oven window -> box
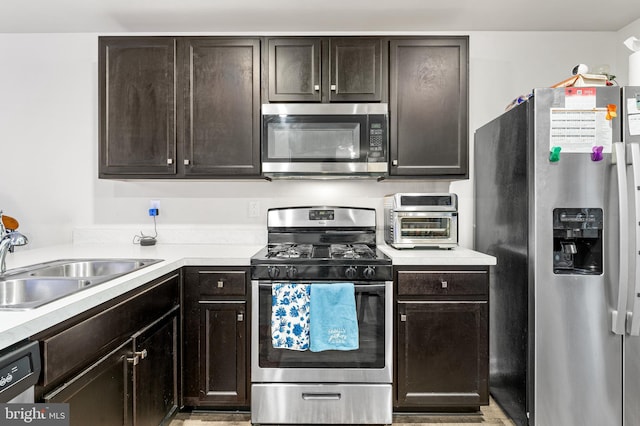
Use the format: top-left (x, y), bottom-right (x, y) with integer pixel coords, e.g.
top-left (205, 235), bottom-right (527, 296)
top-left (258, 283), bottom-right (385, 368)
top-left (400, 217), bottom-right (451, 238)
top-left (267, 122), bottom-right (360, 160)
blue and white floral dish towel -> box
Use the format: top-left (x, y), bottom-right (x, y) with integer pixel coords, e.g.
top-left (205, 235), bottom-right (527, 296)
top-left (309, 283), bottom-right (359, 352)
top-left (271, 283), bottom-right (311, 351)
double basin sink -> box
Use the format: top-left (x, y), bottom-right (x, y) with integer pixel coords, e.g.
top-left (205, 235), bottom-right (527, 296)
top-left (0, 258), bottom-right (162, 310)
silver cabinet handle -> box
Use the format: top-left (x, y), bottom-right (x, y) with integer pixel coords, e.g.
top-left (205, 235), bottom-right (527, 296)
top-left (392, 160), bottom-right (398, 166)
top-left (127, 349), bottom-right (147, 365)
top-left (184, 159), bottom-right (190, 165)
top-left (400, 314), bottom-right (407, 322)
top-left (314, 84), bottom-right (320, 91)
top-left (217, 280), bottom-right (224, 288)
top-left (167, 158), bottom-right (173, 165)
top-left (330, 84), bottom-right (336, 91)
top-left (441, 280), bottom-right (448, 289)
top-left (628, 143), bottom-right (640, 335)
top-left (612, 142), bottom-right (630, 335)
top-left (237, 313), bottom-right (244, 322)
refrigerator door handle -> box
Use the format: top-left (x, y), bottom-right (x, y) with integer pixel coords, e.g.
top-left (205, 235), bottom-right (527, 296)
top-left (612, 141), bottom-right (630, 335)
top-left (627, 143), bottom-right (640, 335)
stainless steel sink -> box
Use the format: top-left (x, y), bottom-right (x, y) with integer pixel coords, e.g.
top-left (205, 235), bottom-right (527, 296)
top-left (0, 258), bottom-right (162, 310)
top-left (26, 259), bottom-right (153, 278)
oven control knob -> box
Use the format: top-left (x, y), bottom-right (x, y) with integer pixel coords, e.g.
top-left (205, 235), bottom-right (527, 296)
top-left (268, 266), bottom-right (281, 279)
top-left (363, 266), bottom-right (376, 279)
top-left (286, 266), bottom-right (298, 279)
top-left (345, 266), bottom-right (358, 279)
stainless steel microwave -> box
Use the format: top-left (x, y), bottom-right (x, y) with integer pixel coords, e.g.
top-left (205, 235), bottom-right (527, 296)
top-left (261, 103), bottom-right (388, 178)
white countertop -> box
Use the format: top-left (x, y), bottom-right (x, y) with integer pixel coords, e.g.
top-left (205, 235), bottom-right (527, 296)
top-left (0, 242), bottom-right (495, 350)
top-left (378, 244), bottom-right (497, 266)
top-left (0, 243), bottom-right (262, 350)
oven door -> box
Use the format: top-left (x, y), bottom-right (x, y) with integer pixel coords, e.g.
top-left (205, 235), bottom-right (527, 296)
top-left (251, 280), bottom-right (392, 383)
top-left (261, 104), bottom-right (388, 176)
top-left (392, 211), bottom-right (458, 248)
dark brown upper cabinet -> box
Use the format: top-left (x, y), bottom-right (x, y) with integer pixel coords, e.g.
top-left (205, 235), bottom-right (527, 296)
top-left (99, 37), bottom-right (177, 177)
top-left (265, 37), bottom-right (385, 103)
top-left (99, 36), bottom-right (261, 179)
top-left (389, 37), bottom-right (469, 178)
top-left (179, 38), bottom-right (261, 177)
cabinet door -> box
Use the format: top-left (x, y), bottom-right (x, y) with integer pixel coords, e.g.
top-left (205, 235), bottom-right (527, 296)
top-left (329, 38), bottom-right (383, 102)
top-left (99, 37), bottom-right (177, 177)
top-left (396, 301), bottom-right (488, 409)
top-left (44, 341), bottom-right (133, 426)
top-left (180, 38), bottom-right (261, 177)
top-left (199, 301), bottom-right (248, 406)
top-left (132, 307), bottom-right (179, 426)
top-left (389, 37), bottom-right (468, 177)
top-left (267, 38), bottom-right (322, 102)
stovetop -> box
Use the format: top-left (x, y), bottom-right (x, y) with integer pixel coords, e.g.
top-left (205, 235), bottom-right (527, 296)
top-left (251, 206), bottom-right (392, 281)
top-left (251, 243), bottom-right (391, 281)
top-left (263, 243), bottom-right (379, 260)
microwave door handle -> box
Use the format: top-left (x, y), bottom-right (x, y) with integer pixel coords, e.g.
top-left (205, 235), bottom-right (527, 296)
top-left (627, 143), bottom-right (640, 335)
top-left (613, 142), bottom-right (630, 335)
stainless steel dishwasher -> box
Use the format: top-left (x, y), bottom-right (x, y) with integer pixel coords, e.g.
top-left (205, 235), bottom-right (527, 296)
top-left (0, 340), bottom-right (41, 403)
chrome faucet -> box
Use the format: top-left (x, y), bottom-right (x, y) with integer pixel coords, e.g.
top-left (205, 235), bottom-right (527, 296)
top-left (0, 211), bottom-right (28, 275)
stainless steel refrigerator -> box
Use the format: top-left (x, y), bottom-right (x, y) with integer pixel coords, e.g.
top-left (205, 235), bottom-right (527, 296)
top-left (474, 86), bottom-right (640, 425)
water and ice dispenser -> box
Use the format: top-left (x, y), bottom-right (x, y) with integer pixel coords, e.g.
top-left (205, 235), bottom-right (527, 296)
top-left (553, 208), bottom-right (603, 275)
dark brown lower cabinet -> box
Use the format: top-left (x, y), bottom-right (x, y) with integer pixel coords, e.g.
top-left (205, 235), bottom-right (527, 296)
top-left (36, 272), bottom-right (180, 426)
top-left (199, 302), bottom-right (246, 404)
top-left (132, 307), bottom-right (179, 426)
top-left (44, 341), bottom-right (132, 426)
top-left (394, 266), bottom-right (489, 411)
top-left (182, 267), bottom-right (250, 408)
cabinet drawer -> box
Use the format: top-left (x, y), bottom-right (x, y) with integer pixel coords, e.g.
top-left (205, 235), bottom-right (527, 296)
top-left (197, 270), bottom-right (247, 296)
top-left (397, 270), bottom-right (487, 297)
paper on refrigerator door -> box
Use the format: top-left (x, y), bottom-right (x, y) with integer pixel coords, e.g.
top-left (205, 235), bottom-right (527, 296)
top-left (627, 98), bottom-right (640, 136)
top-left (549, 108), bottom-right (613, 153)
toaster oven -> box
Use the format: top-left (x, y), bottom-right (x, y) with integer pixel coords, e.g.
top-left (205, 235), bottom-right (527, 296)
top-left (384, 193), bottom-right (458, 249)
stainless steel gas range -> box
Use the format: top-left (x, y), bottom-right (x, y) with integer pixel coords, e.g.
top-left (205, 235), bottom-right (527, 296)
top-left (250, 206), bottom-right (393, 425)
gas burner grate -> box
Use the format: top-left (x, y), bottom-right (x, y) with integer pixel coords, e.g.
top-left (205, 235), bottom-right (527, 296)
top-left (329, 244), bottom-right (376, 260)
top-left (266, 244), bottom-right (313, 259)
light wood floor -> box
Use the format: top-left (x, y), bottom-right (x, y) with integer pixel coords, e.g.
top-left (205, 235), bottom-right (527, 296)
top-left (169, 397), bottom-right (516, 425)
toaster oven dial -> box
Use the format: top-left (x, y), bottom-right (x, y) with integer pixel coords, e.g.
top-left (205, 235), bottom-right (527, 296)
top-left (286, 266), bottom-right (298, 279)
top-left (363, 266), bottom-right (376, 279)
top-left (345, 266), bottom-right (358, 279)
top-left (268, 266), bottom-right (281, 279)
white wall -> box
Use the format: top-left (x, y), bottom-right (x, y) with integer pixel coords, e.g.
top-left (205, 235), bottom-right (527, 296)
top-left (0, 29), bottom-right (627, 250)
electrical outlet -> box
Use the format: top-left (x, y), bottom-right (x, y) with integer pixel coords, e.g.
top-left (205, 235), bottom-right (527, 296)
top-left (149, 200), bottom-right (160, 216)
top-left (248, 201), bottom-right (260, 218)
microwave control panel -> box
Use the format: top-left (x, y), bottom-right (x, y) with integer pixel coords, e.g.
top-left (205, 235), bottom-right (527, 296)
top-left (368, 115), bottom-right (388, 160)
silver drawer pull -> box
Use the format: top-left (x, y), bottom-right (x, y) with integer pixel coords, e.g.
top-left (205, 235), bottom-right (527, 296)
top-left (330, 84), bottom-right (336, 91)
top-left (400, 314), bottom-right (407, 322)
top-left (217, 280), bottom-right (224, 288)
top-left (441, 280), bottom-right (448, 289)
top-left (302, 393), bottom-right (341, 400)
top-left (237, 313), bottom-right (244, 322)
top-left (167, 158), bottom-right (173, 165)
top-left (314, 84), bottom-right (320, 91)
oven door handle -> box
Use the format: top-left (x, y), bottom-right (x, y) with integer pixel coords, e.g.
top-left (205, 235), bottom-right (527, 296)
top-left (302, 392), bottom-right (342, 400)
top-left (258, 283), bottom-right (387, 290)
